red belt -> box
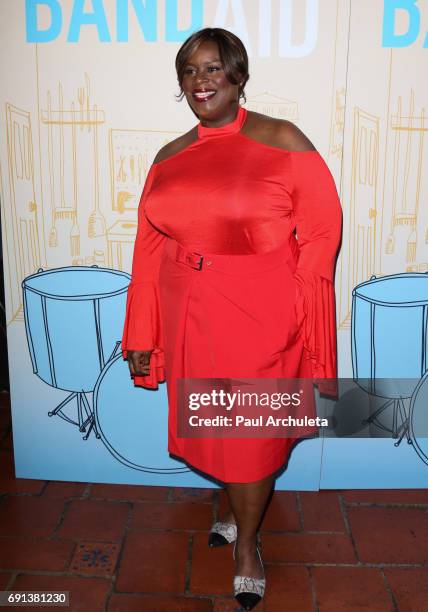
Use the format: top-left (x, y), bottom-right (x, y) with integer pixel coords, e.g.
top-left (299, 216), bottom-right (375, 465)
top-left (168, 236), bottom-right (298, 276)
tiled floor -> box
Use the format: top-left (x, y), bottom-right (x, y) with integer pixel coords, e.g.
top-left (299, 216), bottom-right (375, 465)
top-left (0, 391), bottom-right (427, 611)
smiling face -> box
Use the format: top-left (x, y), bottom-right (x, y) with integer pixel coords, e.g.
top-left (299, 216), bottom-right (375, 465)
top-left (181, 40), bottom-right (242, 126)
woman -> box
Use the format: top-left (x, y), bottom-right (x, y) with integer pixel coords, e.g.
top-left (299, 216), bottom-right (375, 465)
top-left (122, 27), bottom-right (342, 610)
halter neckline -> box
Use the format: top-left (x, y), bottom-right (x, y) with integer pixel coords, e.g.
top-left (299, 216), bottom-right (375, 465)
top-left (198, 105), bottom-right (247, 139)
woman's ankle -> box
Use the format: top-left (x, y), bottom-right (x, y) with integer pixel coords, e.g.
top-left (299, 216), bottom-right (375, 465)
top-left (220, 510), bottom-right (236, 525)
top-left (235, 536), bottom-right (258, 554)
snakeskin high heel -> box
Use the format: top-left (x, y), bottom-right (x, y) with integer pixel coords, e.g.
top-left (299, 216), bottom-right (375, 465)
top-left (232, 541), bottom-right (266, 610)
top-left (208, 521), bottom-right (237, 547)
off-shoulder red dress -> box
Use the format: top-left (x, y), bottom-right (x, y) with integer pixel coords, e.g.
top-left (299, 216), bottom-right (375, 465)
top-left (122, 105), bottom-right (342, 483)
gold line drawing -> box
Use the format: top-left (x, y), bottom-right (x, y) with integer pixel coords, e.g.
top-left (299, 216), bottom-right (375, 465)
top-left (327, 0), bottom-right (350, 169)
top-left (5, 103), bottom-right (42, 321)
top-left (327, 0), bottom-right (341, 161)
top-left (352, 109), bottom-right (379, 291)
top-left (58, 83), bottom-right (72, 220)
top-left (378, 49), bottom-right (394, 276)
top-left (338, 88), bottom-right (427, 328)
top-left (34, 44), bottom-right (48, 270)
top-left (47, 90), bottom-right (57, 248)
top-left (330, 87), bottom-right (346, 160)
top-left (107, 220), bottom-right (137, 270)
top-left (108, 128), bottom-right (180, 269)
top-left (70, 101), bottom-right (80, 256)
top-left (0, 143), bottom-right (15, 323)
top-left (339, 107), bottom-right (380, 329)
top-left (72, 249), bottom-right (106, 268)
top-left (41, 75), bottom-right (107, 264)
top-left (328, 0), bottom-right (351, 333)
top-left (88, 103), bottom-right (106, 238)
top-left (109, 128), bottom-right (179, 213)
top-left (386, 91), bottom-right (426, 267)
top-left (246, 91), bottom-right (299, 121)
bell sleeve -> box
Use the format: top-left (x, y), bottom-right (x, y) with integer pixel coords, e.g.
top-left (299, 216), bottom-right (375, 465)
top-left (121, 163), bottom-right (167, 389)
top-left (290, 151), bottom-right (342, 383)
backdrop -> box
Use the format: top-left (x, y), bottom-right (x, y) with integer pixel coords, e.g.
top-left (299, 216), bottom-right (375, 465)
top-left (1, 0), bottom-right (428, 489)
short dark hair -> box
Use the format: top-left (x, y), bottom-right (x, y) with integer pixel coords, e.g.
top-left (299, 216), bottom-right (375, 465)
top-left (175, 28), bottom-right (249, 103)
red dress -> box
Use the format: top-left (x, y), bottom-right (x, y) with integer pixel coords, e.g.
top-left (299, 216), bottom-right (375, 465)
top-left (122, 105), bottom-right (342, 483)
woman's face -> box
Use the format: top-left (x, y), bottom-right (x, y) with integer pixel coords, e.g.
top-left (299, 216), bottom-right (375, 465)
top-left (181, 40), bottom-right (240, 123)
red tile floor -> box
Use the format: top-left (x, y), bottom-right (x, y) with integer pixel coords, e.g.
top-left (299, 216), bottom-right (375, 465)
top-left (0, 391), bottom-right (427, 611)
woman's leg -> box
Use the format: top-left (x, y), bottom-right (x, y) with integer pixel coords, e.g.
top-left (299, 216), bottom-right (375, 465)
top-left (226, 474), bottom-right (275, 578)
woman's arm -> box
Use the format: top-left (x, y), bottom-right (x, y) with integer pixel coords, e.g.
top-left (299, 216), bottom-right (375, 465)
top-left (121, 163), bottom-right (168, 389)
top-left (274, 122), bottom-right (342, 381)
top-left (290, 146), bottom-right (342, 381)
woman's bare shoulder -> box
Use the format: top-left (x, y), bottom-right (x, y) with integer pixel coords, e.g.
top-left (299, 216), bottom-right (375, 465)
top-left (243, 110), bottom-right (316, 152)
top-left (153, 126), bottom-right (198, 164)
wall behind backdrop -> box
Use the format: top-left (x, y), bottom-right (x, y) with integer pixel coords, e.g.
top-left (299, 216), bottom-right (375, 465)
top-left (1, 0), bottom-right (428, 489)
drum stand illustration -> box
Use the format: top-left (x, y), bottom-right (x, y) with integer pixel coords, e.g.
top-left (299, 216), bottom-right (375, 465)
top-left (46, 341), bottom-right (121, 440)
top-left (360, 391), bottom-right (412, 447)
top-left (352, 272), bottom-right (428, 454)
top-left (47, 387), bottom-right (97, 439)
top-left (22, 266), bottom-right (130, 440)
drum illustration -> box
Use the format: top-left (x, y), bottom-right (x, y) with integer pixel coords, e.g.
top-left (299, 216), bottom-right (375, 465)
top-left (352, 272), bottom-right (428, 447)
top-left (409, 370), bottom-right (428, 465)
top-left (94, 344), bottom-right (189, 473)
top-left (22, 266), bottom-right (130, 437)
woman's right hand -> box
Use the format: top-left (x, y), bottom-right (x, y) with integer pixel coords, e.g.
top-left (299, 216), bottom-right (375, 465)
top-left (126, 350), bottom-right (153, 377)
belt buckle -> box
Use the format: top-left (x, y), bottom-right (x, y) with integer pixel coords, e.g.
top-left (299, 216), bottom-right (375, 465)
top-left (192, 252), bottom-right (204, 271)
top-left (184, 251), bottom-right (203, 270)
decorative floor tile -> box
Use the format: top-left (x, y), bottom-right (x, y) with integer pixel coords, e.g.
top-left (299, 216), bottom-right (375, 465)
top-left (70, 542), bottom-right (120, 575)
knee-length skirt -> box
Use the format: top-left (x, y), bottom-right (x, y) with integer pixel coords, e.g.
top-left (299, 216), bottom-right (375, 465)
top-left (158, 236), bottom-right (312, 483)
